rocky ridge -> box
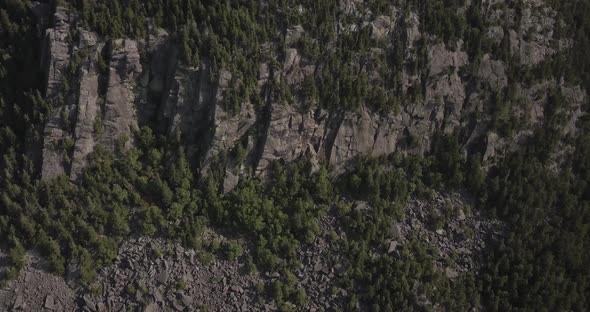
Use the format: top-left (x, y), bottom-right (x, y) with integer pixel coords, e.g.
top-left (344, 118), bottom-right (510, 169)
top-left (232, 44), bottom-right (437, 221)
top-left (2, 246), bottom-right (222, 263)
top-left (3, 1), bottom-right (586, 311)
top-left (35, 1), bottom-right (586, 193)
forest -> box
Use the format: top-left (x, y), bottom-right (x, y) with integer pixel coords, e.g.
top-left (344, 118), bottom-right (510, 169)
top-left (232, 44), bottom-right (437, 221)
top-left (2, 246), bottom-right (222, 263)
top-left (1, 0), bottom-right (590, 310)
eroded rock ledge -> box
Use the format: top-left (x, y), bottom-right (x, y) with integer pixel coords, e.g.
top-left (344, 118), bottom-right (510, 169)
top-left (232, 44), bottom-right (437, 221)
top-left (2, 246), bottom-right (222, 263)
top-left (37, 2), bottom-right (586, 193)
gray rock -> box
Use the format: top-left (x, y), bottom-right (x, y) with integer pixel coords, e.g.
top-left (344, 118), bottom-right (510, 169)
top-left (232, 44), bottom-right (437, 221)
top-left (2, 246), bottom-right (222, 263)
top-left (44, 295), bottom-right (55, 310)
top-left (43, 6), bottom-right (72, 99)
top-left (390, 223), bottom-right (402, 240)
top-left (486, 26), bottom-right (504, 45)
top-left (100, 39), bottom-right (142, 152)
top-left (144, 303), bottom-right (159, 312)
top-left (507, 1), bottom-right (558, 66)
top-left (387, 240), bottom-right (399, 254)
top-left (79, 30), bottom-right (98, 48)
top-left (483, 132), bottom-right (501, 162)
top-left (428, 43), bottom-right (468, 77)
top-left (97, 302), bottom-right (106, 312)
top-left (371, 15), bottom-right (393, 40)
top-left (478, 54), bottom-right (507, 90)
top-left (256, 103), bottom-right (326, 175)
top-left (223, 169), bottom-right (240, 194)
top-left (70, 60), bottom-right (100, 180)
top-left (156, 269), bottom-right (169, 285)
top-left (153, 289), bottom-right (164, 302)
top-left (313, 262), bottom-right (323, 272)
top-left (41, 106), bottom-right (74, 180)
top-left (172, 300), bottom-right (184, 311)
top-left (83, 295), bottom-right (97, 312)
top-left (354, 201), bottom-right (370, 211)
top-left (457, 209), bottom-right (466, 221)
top-left (230, 286), bottom-right (244, 294)
top-left (445, 267), bottom-right (459, 279)
top-left (179, 293), bottom-right (193, 306)
top-left (12, 295), bottom-right (24, 309)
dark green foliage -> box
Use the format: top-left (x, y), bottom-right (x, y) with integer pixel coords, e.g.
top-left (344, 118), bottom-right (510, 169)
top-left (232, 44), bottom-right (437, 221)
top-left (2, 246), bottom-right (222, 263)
top-left (209, 161), bottom-right (324, 272)
top-left (222, 241), bottom-right (243, 261)
top-left (431, 134), bottom-right (465, 188)
top-left (419, 0), bottom-right (467, 43)
top-left (465, 153), bottom-right (484, 195)
top-left (0, 1), bottom-right (589, 311)
top-left (335, 152), bottom-right (482, 310)
top-left (480, 122), bottom-right (590, 311)
top-left (7, 240), bottom-right (26, 269)
top-left (0, 124), bottom-right (202, 282)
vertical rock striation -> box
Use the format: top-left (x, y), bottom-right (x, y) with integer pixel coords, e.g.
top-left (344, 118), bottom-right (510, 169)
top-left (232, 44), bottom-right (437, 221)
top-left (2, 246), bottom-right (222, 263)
top-left (37, 3), bottom-right (586, 186)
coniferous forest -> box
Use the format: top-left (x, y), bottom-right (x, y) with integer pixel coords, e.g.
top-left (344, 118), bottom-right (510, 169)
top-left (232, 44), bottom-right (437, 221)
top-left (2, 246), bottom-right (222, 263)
top-left (0, 0), bottom-right (590, 311)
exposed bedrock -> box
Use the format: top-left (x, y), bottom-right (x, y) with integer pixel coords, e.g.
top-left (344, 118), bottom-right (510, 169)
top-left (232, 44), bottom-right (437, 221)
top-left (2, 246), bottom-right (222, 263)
top-left (38, 4), bottom-right (586, 190)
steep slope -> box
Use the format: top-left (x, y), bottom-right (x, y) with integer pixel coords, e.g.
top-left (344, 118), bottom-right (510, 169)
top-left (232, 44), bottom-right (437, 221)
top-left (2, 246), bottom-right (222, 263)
top-left (37, 1), bottom-right (585, 193)
top-left (1, 1), bottom-right (589, 311)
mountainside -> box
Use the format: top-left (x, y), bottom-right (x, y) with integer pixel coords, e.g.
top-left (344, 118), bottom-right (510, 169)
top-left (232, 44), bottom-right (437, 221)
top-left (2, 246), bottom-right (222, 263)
top-left (1, 0), bottom-right (590, 311)
top-left (36, 0), bottom-right (586, 191)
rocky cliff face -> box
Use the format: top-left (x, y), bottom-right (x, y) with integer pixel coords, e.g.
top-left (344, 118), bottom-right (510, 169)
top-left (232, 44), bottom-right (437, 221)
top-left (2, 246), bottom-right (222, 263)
top-left (38, 1), bottom-right (586, 191)
top-left (40, 9), bottom-right (143, 180)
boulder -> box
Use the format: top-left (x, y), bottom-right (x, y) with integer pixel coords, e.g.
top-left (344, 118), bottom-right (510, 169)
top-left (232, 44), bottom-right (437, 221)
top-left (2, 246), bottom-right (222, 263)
top-left (44, 295), bottom-right (55, 310)
top-left (156, 269), bottom-right (169, 285)
top-left (144, 303), bottom-right (160, 312)
top-left (13, 295), bottom-right (24, 309)
top-left (457, 209), bottom-right (466, 221)
top-left (83, 295), bottom-right (97, 312)
top-left (390, 223), bottom-right (402, 240)
top-left (178, 293), bottom-right (193, 306)
top-left (387, 240), bottom-right (399, 254)
top-left (445, 267), bottom-right (459, 279)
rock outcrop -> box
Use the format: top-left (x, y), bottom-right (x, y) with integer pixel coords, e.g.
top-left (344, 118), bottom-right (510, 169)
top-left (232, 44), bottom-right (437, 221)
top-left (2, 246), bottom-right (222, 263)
top-left (37, 2), bottom-right (586, 189)
top-left (41, 107), bottom-right (74, 180)
top-left (100, 40), bottom-right (142, 151)
top-left (256, 104), bottom-right (327, 175)
top-left (42, 6), bottom-right (71, 100)
top-left (40, 12), bottom-right (144, 180)
top-left (70, 59), bottom-right (100, 179)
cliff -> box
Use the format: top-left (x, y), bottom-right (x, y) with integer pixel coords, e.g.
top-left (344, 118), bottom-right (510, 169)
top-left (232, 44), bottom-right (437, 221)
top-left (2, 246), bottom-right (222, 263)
top-left (38, 1), bottom-right (586, 191)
